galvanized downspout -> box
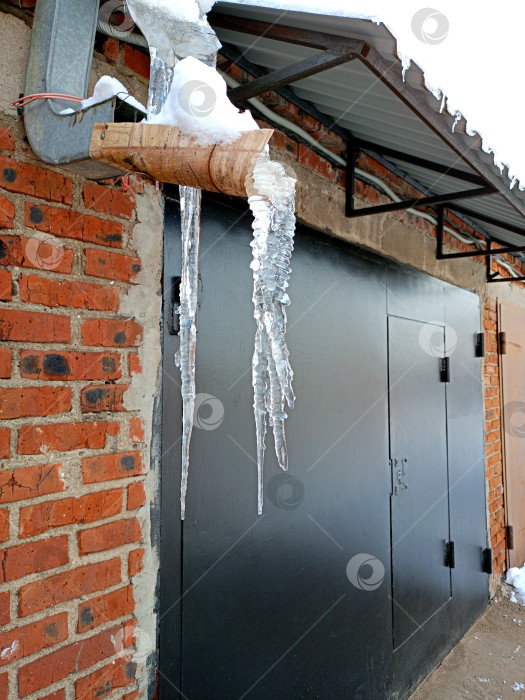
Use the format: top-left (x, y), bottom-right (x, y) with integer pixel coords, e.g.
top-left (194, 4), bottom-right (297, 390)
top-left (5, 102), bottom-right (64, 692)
top-left (23, 0), bottom-right (144, 179)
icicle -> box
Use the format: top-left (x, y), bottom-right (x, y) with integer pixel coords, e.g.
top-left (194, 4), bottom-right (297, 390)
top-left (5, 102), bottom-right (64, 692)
top-left (175, 186), bottom-right (201, 519)
top-left (248, 152), bottom-right (297, 513)
top-left (126, 0), bottom-right (219, 520)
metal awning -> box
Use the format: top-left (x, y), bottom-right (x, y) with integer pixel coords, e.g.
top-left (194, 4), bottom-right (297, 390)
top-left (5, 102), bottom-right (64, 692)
top-left (211, 3), bottom-right (525, 275)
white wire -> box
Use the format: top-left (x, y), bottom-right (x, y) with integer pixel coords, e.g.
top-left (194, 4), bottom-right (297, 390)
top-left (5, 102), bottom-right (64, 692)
top-left (220, 71), bottom-right (520, 279)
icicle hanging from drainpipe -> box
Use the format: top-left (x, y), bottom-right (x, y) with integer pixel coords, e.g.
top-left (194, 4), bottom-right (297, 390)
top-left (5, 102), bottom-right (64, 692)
top-left (126, 0), bottom-right (219, 519)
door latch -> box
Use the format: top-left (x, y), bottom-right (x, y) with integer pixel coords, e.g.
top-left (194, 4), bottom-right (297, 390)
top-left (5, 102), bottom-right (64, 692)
top-left (440, 357), bottom-right (450, 383)
top-left (393, 458), bottom-right (408, 495)
top-left (507, 525), bottom-right (515, 550)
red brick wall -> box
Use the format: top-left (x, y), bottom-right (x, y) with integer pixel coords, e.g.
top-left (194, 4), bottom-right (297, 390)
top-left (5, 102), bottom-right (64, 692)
top-left (0, 119), bottom-right (149, 698)
top-left (483, 301), bottom-right (506, 575)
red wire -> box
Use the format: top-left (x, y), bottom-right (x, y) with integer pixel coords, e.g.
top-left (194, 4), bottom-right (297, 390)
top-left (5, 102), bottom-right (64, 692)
top-left (121, 175), bottom-right (137, 199)
top-left (13, 93), bottom-right (84, 108)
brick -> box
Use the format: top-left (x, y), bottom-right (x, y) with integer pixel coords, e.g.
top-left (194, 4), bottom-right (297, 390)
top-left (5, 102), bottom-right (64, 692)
top-left (270, 130), bottom-right (299, 158)
top-left (123, 692), bottom-right (140, 700)
top-left (129, 417), bottom-right (144, 443)
top-left (18, 622), bottom-right (129, 696)
top-left (81, 384), bottom-right (129, 413)
top-left (0, 612), bottom-right (67, 667)
top-left (19, 489), bottom-right (123, 538)
top-left (0, 269), bottom-right (10, 301)
top-left (127, 482), bottom-right (145, 510)
top-left (124, 44), bottom-right (150, 79)
top-left (0, 429), bottom-right (9, 459)
top-left (0, 510), bottom-right (8, 542)
top-left (0, 592), bottom-right (9, 626)
top-left (0, 463), bottom-right (65, 503)
top-left (20, 350), bottom-right (121, 381)
top-left (83, 181), bottom-right (135, 219)
top-left (18, 421), bottom-right (118, 455)
top-left (298, 145), bottom-right (335, 180)
top-left (78, 517), bottom-right (142, 555)
top-left (19, 274), bottom-right (119, 311)
top-left (75, 657), bottom-right (136, 699)
top-left (82, 451), bottom-right (144, 484)
top-left (77, 584), bottom-right (134, 633)
top-left (41, 691), bottom-right (65, 700)
top-left (0, 673), bottom-right (7, 698)
top-left (129, 353), bottom-right (142, 375)
top-left (0, 129), bottom-right (14, 152)
top-left (0, 195), bottom-right (14, 230)
top-left (0, 309), bottom-right (70, 343)
top-left (26, 204), bottom-right (123, 248)
top-left (128, 548), bottom-right (144, 577)
top-left (84, 249), bottom-right (141, 282)
top-left (0, 386), bottom-right (71, 420)
top-left (100, 36), bottom-right (120, 63)
top-left (81, 319), bottom-right (142, 347)
top-left (0, 234), bottom-right (73, 273)
top-left (0, 157), bottom-right (72, 204)
top-left (0, 535), bottom-right (68, 583)
top-left (18, 558), bottom-right (121, 617)
top-left (0, 349), bottom-right (10, 380)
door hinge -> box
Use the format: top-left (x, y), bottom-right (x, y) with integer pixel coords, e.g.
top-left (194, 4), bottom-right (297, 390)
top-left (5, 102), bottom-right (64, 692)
top-left (507, 525), bottom-right (515, 550)
top-left (440, 357), bottom-right (450, 383)
top-left (445, 540), bottom-right (455, 568)
top-left (498, 331), bottom-right (507, 355)
top-left (475, 332), bottom-right (485, 357)
top-left (482, 547), bottom-right (493, 574)
top-left (168, 276), bottom-right (181, 336)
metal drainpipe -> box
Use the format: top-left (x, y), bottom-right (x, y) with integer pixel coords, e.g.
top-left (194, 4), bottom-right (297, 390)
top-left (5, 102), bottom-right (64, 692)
top-left (23, 0), bottom-right (145, 179)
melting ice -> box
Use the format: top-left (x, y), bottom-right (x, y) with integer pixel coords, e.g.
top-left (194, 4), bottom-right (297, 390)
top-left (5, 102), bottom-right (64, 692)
top-left (248, 152), bottom-right (297, 514)
top-left (126, 0), bottom-right (297, 518)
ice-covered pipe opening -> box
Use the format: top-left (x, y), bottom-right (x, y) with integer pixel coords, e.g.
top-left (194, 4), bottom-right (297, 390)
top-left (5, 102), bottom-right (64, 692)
top-left (92, 0), bottom-right (298, 519)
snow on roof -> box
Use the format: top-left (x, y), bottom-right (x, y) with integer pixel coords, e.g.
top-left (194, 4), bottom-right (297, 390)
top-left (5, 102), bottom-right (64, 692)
top-left (219, 0), bottom-right (525, 189)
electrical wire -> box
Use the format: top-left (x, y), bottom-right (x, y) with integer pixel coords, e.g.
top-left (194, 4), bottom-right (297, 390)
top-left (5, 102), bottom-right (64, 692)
top-left (13, 93), bottom-right (83, 108)
top-left (97, 20), bottom-right (149, 48)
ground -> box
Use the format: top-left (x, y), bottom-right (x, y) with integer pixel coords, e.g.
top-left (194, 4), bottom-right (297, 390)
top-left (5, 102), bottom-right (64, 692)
top-left (411, 597), bottom-right (525, 699)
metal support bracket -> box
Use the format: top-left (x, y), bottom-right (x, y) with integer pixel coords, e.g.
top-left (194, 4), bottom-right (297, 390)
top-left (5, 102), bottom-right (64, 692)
top-left (228, 49), bottom-right (357, 103)
top-left (345, 139), bottom-right (494, 219)
top-left (486, 239), bottom-right (525, 282)
top-left (436, 206), bottom-right (525, 273)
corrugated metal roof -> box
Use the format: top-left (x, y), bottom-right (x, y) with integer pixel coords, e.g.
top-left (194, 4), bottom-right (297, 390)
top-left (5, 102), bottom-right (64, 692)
top-left (213, 3), bottom-right (525, 249)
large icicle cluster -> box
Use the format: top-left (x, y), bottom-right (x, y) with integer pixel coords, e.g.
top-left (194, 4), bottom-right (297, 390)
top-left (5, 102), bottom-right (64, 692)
top-left (126, 0), bottom-right (298, 519)
top-left (248, 152), bottom-right (297, 514)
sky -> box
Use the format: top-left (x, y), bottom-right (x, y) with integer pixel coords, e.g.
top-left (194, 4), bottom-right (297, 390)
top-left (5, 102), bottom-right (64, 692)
top-left (221, 0), bottom-right (525, 187)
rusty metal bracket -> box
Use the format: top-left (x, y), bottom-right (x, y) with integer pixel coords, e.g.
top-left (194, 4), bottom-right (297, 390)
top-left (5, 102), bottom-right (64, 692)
top-left (228, 49), bottom-right (357, 102)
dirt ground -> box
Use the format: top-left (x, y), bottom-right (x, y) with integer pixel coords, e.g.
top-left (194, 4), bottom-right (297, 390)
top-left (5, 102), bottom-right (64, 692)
top-left (411, 596), bottom-right (525, 699)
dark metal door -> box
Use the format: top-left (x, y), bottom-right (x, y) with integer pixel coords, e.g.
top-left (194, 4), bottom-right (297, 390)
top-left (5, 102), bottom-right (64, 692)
top-left (161, 194), bottom-right (391, 699)
top-left (388, 317), bottom-right (451, 650)
top-left (159, 193), bottom-right (489, 700)
top-left (499, 302), bottom-right (525, 568)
